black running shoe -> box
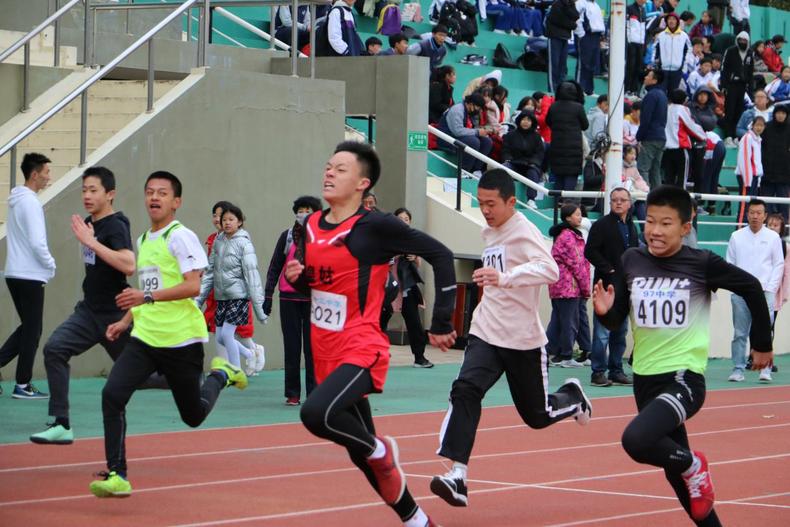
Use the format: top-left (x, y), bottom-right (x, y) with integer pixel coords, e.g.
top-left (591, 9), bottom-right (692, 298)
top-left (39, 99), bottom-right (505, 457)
top-left (590, 372), bottom-right (612, 387)
top-left (430, 471), bottom-right (468, 507)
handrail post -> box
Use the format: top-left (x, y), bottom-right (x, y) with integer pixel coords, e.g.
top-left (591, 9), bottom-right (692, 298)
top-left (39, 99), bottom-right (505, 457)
top-left (187, 6), bottom-right (193, 41)
top-left (551, 190), bottom-right (559, 224)
top-left (201, 0), bottom-right (211, 65)
top-left (309, 2), bottom-right (316, 78)
top-left (9, 146), bottom-right (17, 191)
top-left (196, 7), bottom-right (203, 65)
top-left (84, 0), bottom-right (93, 67)
top-left (22, 43), bottom-right (30, 112)
top-left (125, 0), bottom-right (132, 35)
top-left (79, 90), bottom-right (88, 165)
top-left (367, 114), bottom-right (373, 144)
top-left (290, 0), bottom-right (299, 76)
top-left (54, 0), bottom-right (61, 66)
top-left (454, 141), bottom-right (464, 212)
top-left (147, 39), bottom-right (154, 113)
top-left (269, 6), bottom-right (276, 50)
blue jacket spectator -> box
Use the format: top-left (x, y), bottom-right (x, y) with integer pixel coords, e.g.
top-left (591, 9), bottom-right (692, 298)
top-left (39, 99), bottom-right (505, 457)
top-left (636, 79), bottom-right (668, 142)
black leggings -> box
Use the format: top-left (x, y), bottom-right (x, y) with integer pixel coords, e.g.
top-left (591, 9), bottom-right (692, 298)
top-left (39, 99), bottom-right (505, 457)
top-left (300, 364), bottom-right (419, 522)
top-left (102, 338), bottom-right (225, 476)
top-left (621, 370), bottom-right (721, 526)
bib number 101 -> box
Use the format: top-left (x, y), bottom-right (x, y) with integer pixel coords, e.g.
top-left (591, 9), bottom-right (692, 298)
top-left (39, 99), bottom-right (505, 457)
top-left (634, 289), bottom-right (689, 329)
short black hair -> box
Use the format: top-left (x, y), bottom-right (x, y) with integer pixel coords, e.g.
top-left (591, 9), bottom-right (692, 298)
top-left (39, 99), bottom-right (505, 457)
top-left (494, 85), bottom-right (509, 99)
top-left (82, 166), bottom-right (116, 192)
top-left (292, 195), bottom-right (322, 214)
top-left (691, 37), bottom-right (703, 46)
top-left (646, 185), bottom-right (693, 223)
top-left (433, 24), bottom-right (448, 34)
top-left (680, 10), bottom-right (696, 22)
top-left (388, 33), bottom-right (407, 47)
top-left (699, 57), bottom-right (712, 65)
top-left (393, 207), bottom-right (412, 220)
top-left (464, 93), bottom-right (485, 108)
top-left (631, 100), bottom-right (642, 111)
top-left (516, 95), bottom-right (536, 111)
top-left (648, 69), bottom-right (664, 84)
top-left (21, 152), bottom-right (51, 181)
top-left (212, 200), bottom-right (233, 214)
top-left (710, 53), bottom-right (723, 62)
top-left (365, 36), bottom-right (382, 49)
top-left (334, 141), bottom-right (381, 190)
top-left (431, 65), bottom-right (455, 83)
top-left (670, 88), bottom-right (688, 104)
top-left (145, 170), bottom-right (182, 197)
top-left (597, 94), bottom-right (608, 105)
top-left (623, 144), bottom-right (637, 157)
top-left (478, 169), bottom-right (515, 200)
top-left (747, 198), bottom-right (767, 213)
top-left (221, 203), bottom-right (245, 225)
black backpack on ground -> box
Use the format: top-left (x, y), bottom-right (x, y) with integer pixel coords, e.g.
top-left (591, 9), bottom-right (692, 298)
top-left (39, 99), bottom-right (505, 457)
top-left (438, 2), bottom-right (477, 45)
top-left (493, 43), bottom-right (519, 69)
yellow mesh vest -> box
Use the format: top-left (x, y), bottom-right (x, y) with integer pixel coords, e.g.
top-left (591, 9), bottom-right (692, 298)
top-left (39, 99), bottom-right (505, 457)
top-left (131, 222), bottom-right (208, 347)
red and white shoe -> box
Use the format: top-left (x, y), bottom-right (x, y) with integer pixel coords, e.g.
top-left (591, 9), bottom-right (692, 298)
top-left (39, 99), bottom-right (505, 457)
top-left (366, 435), bottom-right (406, 505)
top-left (683, 451), bottom-right (715, 521)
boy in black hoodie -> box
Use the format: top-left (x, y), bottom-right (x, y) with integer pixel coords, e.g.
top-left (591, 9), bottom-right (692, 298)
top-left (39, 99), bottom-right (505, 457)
top-left (502, 110), bottom-right (545, 208)
top-left (30, 167), bottom-right (136, 445)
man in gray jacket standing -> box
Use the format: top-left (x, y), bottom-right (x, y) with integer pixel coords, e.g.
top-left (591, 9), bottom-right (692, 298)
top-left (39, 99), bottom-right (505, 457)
top-left (0, 153), bottom-right (56, 399)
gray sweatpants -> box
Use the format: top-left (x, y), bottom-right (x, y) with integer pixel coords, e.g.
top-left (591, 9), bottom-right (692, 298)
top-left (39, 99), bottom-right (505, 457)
top-left (44, 302), bottom-right (129, 419)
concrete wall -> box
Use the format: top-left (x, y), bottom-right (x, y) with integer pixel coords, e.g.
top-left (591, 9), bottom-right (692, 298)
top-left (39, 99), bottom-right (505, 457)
top-left (270, 55), bottom-right (430, 227)
top-left (0, 63), bottom-right (72, 125)
top-left (0, 67), bottom-right (345, 380)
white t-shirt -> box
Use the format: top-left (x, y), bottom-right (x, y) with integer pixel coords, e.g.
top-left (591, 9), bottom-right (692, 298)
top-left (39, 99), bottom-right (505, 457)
top-left (137, 221), bottom-right (208, 275)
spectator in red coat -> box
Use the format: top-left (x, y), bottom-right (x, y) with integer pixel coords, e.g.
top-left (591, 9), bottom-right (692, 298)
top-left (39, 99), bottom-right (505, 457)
top-left (763, 35), bottom-right (787, 74)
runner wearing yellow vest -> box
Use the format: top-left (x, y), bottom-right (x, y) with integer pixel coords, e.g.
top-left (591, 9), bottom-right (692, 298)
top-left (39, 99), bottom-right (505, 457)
top-left (89, 171), bottom-right (247, 499)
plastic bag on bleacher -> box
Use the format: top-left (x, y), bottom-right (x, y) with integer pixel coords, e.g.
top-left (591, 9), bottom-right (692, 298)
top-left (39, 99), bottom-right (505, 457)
top-left (401, 2), bottom-right (423, 22)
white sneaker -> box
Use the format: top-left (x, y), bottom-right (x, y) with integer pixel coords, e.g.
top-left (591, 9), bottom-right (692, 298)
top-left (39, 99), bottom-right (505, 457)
top-left (728, 371), bottom-right (745, 382)
top-left (724, 137), bottom-right (738, 148)
top-left (244, 356), bottom-right (257, 377)
top-left (520, 30), bottom-right (530, 37)
top-left (471, 170), bottom-right (482, 179)
top-left (493, 29), bottom-right (507, 35)
top-left (759, 367), bottom-right (772, 382)
top-left (255, 344), bottom-right (266, 372)
top-left (560, 359), bottom-right (585, 368)
top-left (527, 199), bottom-right (538, 209)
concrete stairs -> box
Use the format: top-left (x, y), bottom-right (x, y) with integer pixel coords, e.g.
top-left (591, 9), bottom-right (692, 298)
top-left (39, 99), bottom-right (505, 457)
top-left (0, 27), bottom-right (78, 67)
top-left (0, 79), bottom-right (180, 221)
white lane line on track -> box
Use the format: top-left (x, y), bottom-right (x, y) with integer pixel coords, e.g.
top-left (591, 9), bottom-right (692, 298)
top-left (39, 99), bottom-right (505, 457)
top-left (2, 399), bottom-right (788, 474)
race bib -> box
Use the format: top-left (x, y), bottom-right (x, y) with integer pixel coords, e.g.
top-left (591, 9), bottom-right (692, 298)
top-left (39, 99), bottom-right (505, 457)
top-left (632, 287), bottom-right (690, 329)
top-left (311, 289), bottom-right (347, 332)
top-left (82, 244), bottom-right (96, 265)
top-left (138, 266), bottom-right (164, 293)
top-left (482, 245), bottom-right (506, 273)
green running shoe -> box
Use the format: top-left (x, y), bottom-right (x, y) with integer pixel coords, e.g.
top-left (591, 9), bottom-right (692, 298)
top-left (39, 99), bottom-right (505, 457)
top-left (30, 422), bottom-right (74, 445)
top-left (210, 357), bottom-right (248, 390)
top-left (90, 471), bottom-right (132, 498)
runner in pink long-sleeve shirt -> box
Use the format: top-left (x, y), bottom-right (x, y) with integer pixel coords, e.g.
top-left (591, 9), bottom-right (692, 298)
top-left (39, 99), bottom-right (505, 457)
top-left (429, 169), bottom-right (593, 509)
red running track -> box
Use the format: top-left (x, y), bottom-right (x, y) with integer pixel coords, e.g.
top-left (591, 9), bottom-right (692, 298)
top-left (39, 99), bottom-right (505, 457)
top-left (1, 386), bottom-right (789, 526)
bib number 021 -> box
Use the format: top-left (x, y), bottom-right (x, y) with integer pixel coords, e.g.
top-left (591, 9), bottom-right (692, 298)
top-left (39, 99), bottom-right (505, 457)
top-left (633, 288), bottom-right (689, 329)
top-left (311, 290), bottom-right (347, 332)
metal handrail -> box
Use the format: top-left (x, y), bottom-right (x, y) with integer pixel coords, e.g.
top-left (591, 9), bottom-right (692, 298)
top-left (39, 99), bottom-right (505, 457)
top-left (214, 6), bottom-right (306, 57)
top-left (427, 125), bottom-right (790, 207)
top-left (0, 0), bottom-right (82, 64)
top-left (1, 0), bottom-right (199, 167)
top-left (0, 0), bottom-right (84, 112)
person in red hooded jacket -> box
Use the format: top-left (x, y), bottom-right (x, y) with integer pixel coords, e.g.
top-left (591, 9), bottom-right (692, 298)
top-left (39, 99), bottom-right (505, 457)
top-left (762, 35), bottom-right (787, 74)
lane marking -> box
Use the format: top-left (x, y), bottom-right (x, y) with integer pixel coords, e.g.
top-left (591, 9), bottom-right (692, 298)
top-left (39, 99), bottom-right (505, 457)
top-left (2, 384), bottom-right (788, 448)
top-left (3, 399), bottom-right (788, 474)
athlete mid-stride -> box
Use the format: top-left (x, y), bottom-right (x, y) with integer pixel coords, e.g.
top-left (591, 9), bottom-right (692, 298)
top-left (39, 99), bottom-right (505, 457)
top-left (285, 142), bottom-right (457, 527)
top-left (594, 186), bottom-right (773, 526)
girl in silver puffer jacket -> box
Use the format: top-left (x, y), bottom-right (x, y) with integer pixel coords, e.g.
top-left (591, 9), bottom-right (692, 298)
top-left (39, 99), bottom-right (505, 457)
top-left (198, 204), bottom-right (266, 375)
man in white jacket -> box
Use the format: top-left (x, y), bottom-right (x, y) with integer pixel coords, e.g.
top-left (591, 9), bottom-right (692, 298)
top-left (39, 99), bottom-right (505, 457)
top-left (0, 153), bottom-right (56, 399)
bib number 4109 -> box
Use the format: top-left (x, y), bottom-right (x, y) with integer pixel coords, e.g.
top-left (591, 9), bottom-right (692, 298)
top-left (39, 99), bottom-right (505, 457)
top-left (633, 288), bottom-right (689, 329)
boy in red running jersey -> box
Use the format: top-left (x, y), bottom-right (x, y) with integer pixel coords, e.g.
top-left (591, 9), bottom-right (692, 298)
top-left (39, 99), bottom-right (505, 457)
top-left (285, 142), bottom-right (457, 527)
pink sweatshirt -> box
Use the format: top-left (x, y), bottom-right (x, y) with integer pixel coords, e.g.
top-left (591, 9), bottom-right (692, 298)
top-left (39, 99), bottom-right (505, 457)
top-left (470, 212), bottom-right (560, 350)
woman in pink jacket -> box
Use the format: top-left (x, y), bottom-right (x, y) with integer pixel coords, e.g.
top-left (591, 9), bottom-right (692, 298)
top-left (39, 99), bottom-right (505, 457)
top-left (546, 203), bottom-right (591, 367)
